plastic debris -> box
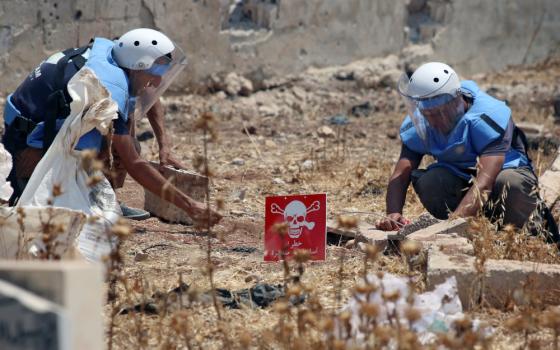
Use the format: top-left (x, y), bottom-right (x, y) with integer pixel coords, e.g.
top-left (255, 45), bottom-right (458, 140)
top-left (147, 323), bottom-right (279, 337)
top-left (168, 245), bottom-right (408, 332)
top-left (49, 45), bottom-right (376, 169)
top-left (339, 272), bottom-right (492, 345)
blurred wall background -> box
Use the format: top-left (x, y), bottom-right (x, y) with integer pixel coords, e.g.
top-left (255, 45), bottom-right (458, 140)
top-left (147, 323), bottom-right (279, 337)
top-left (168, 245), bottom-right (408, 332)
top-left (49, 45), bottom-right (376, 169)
top-left (1, 0), bottom-right (559, 92)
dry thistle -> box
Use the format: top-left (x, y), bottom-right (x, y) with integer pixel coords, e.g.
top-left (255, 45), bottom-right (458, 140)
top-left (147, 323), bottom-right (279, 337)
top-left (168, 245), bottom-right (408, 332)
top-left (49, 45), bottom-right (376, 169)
top-left (216, 197), bottom-right (225, 211)
top-left (192, 154), bottom-right (205, 172)
top-left (293, 249), bottom-right (311, 263)
top-left (355, 164), bottom-right (366, 179)
top-left (333, 340), bottom-right (346, 350)
top-left (80, 149), bottom-right (97, 170)
top-left (238, 330), bottom-right (252, 348)
top-left (52, 183), bottom-right (63, 197)
top-left (337, 214), bottom-right (358, 229)
top-left (111, 221), bottom-right (131, 239)
top-left (272, 222), bottom-right (288, 236)
top-left (382, 289), bottom-right (400, 303)
top-left (364, 244), bottom-right (380, 261)
top-left (373, 325), bottom-right (393, 347)
top-left (400, 240), bottom-right (422, 256)
top-left (86, 174), bottom-right (103, 187)
top-left (360, 302), bottom-right (380, 318)
top-left (404, 307), bottom-right (421, 323)
top-left (287, 285), bottom-right (303, 298)
top-left (273, 301), bottom-right (290, 314)
top-left (320, 318), bottom-right (335, 333)
top-left (194, 112), bottom-right (218, 141)
top-left (540, 306), bottom-right (560, 328)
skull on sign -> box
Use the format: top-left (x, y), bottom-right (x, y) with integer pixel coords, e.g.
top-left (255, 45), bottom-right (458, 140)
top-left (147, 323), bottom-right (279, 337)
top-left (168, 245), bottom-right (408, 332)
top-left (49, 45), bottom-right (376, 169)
top-left (271, 200), bottom-right (321, 238)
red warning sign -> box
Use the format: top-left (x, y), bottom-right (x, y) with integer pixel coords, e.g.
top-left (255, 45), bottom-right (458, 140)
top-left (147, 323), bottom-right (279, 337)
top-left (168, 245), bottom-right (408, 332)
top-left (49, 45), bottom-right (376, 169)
top-left (264, 193), bottom-right (327, 261)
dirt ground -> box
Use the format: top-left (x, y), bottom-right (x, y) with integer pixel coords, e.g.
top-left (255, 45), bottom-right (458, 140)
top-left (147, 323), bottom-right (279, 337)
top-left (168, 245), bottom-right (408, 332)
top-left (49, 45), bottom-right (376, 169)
top-left (109, 56), bottom-right (560, 349)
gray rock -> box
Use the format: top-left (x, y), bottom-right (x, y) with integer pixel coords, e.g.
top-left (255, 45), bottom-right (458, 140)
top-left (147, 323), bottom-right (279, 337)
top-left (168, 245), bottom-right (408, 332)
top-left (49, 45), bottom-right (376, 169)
top-left (231, 158), bottom-right (245, 166)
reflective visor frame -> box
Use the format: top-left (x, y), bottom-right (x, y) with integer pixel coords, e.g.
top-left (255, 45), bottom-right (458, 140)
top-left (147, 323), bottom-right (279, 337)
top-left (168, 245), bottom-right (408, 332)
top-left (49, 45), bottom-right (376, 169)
top-left (417, 93), bottom-right (456, 110)
top-left (146, 62), bottom-right (172, 77)
top-left (130, 45), bottom-right (188, 122)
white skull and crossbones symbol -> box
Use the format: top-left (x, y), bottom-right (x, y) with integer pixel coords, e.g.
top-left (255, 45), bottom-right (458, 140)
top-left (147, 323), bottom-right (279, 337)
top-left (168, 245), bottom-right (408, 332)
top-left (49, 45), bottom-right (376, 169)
top-left (271, 200), bottom-right (321, 238)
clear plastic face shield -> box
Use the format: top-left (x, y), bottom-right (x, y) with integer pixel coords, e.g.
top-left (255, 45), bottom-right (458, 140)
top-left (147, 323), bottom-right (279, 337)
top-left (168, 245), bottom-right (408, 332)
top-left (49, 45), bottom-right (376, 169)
top-left (128, 44), bottom-right (188, 122)
top-left (397, 73), bottom-right (465, 141)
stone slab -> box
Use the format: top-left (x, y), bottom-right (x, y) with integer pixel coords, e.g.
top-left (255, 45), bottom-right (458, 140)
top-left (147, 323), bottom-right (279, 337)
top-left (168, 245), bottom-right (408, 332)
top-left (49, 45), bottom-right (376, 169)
top-left (550, 150), bottom-right (560, 172)
top-left (0, 279), bottom-right (68, 350)
top-left (0, 261), bottom-right (104, 350)
top-left (516, 121), bottom-right (544, 138)
top-left (327, 220), bottom-right (388, 247)
top-left (406, 218), bottom-right (469, 242)
top-left (539, 169), bottom-right (560, 207)
top-left (427, 249), bottom-right (560, 309)
top-left (144, 162), bottom-right (208, 225)
top-left (431, 234), bottom-right (474, 255)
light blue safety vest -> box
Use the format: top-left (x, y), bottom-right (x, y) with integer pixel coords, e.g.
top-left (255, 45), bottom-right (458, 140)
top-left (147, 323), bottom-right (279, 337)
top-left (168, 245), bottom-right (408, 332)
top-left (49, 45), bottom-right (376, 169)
top-left (24, 38), bottom-right (130, 151)
top-left (399, 80), bottom-right (530, 179)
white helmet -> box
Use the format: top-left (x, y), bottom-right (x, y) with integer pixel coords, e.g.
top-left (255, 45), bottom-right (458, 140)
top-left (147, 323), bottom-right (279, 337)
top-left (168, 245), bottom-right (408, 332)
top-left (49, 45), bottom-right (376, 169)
top-left (113, 28), bottom-right (175, 70)
top-left (397, 62), bottom-right (465, 140)
top-left (400, 62), bottom-right (461, 99)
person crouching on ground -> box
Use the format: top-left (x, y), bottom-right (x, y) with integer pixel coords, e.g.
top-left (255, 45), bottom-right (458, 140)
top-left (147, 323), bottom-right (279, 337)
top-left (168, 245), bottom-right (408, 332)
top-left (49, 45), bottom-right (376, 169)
top-left (376, 62), bottom-right (558, 242)
top-left (1, 28), bottom-right (221, 226)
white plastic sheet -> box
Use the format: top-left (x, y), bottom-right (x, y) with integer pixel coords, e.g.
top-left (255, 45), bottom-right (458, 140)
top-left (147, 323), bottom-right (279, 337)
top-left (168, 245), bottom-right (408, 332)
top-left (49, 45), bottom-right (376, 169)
top-left (16, 68), bottom-right (121, 262)
top-left (340, 273), bottom-right (492, 345)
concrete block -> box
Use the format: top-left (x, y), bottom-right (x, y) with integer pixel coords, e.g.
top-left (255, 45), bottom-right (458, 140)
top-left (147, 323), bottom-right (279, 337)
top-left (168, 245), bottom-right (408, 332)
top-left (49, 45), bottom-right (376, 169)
top-left (427, 249), bottom-right (560, 309)
top-left (431, 234), bottom-right (474, 255)
top-left (0, 279), bottom-right (68, 350)
top-left (327, 220), bottom-right (388, 249)
top-left (516, 122), bottom-right (544, 138)
top-left (0, 260), bottom-right (104, 350)
top-left (549, 151), bottom-right (560, 172)
top-left (539, 169), bottom-right (560, 207)
top-left (407, 218), bottom-right (469, 242)
top-left (144, 163), bottom-right (208, 224)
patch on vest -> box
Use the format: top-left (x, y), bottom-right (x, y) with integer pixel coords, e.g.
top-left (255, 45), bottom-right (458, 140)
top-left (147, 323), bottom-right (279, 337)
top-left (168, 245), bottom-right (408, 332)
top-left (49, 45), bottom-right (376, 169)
top-left (454, 145), bottom-right (466, 155)
top-left (401, 121), bottom-right (414, 133)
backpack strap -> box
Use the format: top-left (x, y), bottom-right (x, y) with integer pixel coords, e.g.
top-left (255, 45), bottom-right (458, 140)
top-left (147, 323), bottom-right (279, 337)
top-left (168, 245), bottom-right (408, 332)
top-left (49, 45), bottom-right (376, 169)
top-left (43, 44), bottom-right (90, 153)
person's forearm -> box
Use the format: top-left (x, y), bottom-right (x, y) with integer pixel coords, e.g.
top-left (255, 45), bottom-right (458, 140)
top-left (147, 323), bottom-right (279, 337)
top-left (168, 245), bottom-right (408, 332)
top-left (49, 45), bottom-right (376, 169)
top-left (454, 177), bottom-right (493, 218)
top-left (386, 173), bottom-right (410, 214)
top-left (147, 101), bottom-right (168, 151)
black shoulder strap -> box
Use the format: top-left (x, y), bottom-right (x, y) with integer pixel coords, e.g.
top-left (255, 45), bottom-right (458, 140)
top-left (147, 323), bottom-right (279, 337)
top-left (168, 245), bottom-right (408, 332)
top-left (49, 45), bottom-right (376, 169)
top-left (512, 125), bottom-right (532, 162)
top-left (43, 44), bottom-right (91, 153)
top-left (480, 114), bottom-right (505, 137)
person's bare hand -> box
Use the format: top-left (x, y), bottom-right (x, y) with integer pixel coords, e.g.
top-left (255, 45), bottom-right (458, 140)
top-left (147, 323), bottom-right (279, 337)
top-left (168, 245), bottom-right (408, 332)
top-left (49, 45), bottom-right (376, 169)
top-left (376, 213), bottom-right (410, 231)
top-left (159, 149), bottom-right (186, 170)
top-left (188, 201), bottom-right (222, 227)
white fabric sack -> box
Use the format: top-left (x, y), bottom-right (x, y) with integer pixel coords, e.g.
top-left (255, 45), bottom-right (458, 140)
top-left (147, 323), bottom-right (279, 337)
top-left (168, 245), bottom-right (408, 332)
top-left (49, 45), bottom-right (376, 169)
top-left (17, 67), bottom-right (122, 261)
top-left (0, 143), bottom-right (13, 201)
top-left (0, 206), bottom-right (86, 259)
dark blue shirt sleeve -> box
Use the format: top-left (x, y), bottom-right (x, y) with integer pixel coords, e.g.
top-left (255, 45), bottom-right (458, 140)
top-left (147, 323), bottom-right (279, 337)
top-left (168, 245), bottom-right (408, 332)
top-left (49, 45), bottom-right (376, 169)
top-left (113, 113), bottom-right (129, 135)
top-left (481, 118), bottom-right (513, 155)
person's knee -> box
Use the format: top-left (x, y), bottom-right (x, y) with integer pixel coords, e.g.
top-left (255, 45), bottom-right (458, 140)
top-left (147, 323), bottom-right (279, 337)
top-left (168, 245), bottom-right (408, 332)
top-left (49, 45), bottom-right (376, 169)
top-left (413, 167), bottom-right (466, 219)
top-left (492, 169), bottom-right (537, 203)
top-left (488, 168), bottom-right (538, 227)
